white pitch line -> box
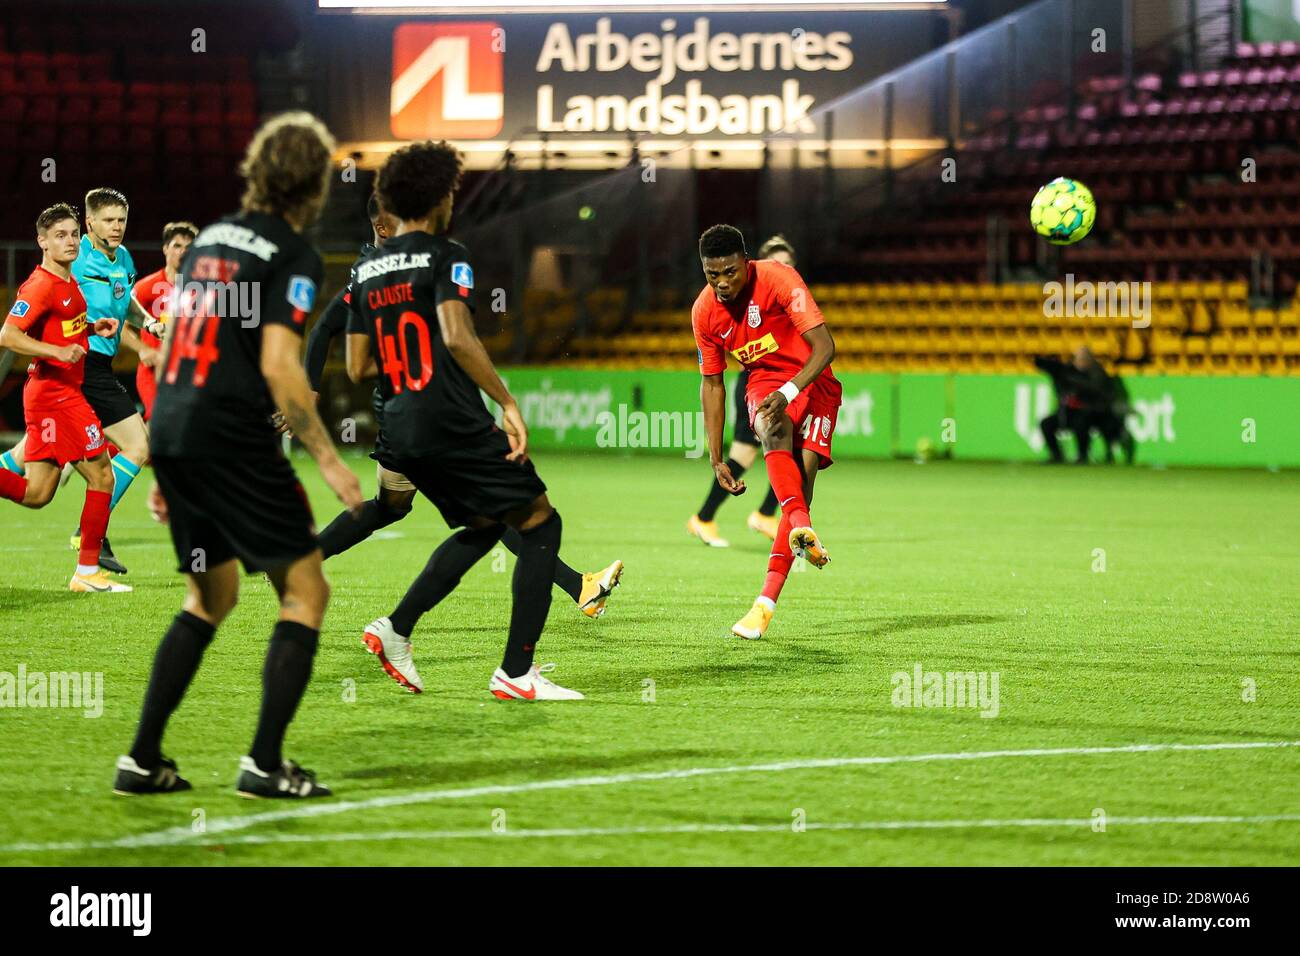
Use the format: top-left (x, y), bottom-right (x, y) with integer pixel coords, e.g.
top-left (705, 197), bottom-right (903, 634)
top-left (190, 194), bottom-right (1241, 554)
top-left (7, 813), bottom-right (1300, 854)
top-left (114, 813), bottom-right (1300, 846)
top-left (1, 739), bottom-right (1295, 854)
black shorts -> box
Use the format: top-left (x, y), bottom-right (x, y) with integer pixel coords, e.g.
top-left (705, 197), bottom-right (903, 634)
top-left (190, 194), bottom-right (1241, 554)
top-left (154, 451), bottom-right (318, 574)
top-left (382, 427), bottom-right (548, 529)
top-left (81, 352), bottom-right (139, 429)
top-left (732, 369), bottom-right (758, 446)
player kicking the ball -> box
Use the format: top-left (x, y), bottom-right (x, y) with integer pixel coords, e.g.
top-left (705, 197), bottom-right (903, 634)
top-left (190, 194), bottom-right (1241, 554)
top-left (0, 203), bottom-right (129, 593)
top-left (346, 140), bottom-right (585, 700)
top-left (691, 224), bottom-right (842, 640)
top-left (685, 234), bottom-right (797, 547)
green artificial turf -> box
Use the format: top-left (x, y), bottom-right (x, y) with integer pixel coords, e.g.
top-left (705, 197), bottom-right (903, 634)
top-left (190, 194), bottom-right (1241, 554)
top-left (0, 451), bottom-right (1296, 865)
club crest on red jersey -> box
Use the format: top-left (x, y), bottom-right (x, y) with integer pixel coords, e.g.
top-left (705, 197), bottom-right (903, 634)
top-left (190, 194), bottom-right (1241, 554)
top-left (746, 303), bottom-right (761, 328)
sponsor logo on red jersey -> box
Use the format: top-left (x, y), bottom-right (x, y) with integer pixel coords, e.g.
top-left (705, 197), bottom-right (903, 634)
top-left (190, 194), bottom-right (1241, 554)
top-left (731, 333), bottom-right (779, 365)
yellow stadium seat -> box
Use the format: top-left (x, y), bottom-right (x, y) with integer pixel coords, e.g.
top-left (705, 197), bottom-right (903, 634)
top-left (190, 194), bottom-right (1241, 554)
top-left (1088, 335), bottom-right (1118, 360)
top-left (1188, 301), bottom-right (1213, 335)
top-left (1282, 336), bottom-right (1300, 374)
top-left (1198, 280), bottom-right (1225, 303)
top-left (1221, 303), bottom-right (1251, 332)
top-left (1121, 328), bottom-right (1147, 362)
top-left (1183, 335), bottom-right (1209, 372)
top-left (1233, 352), bottom-right (1260, 374)
top-left (1157, 349), bottom-right (1186, 374)
top-left (1208, 334), bottom-right (1233, 374)
top-left (840, 306), bottom-right (870, 330)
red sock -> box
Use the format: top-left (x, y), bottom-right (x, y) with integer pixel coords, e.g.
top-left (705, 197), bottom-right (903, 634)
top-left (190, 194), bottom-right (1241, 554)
top-left (763, 449), bottom-right (811, 529)
top-left (78, 489), bottom-right (111, 567)
top-left (0, 469), bottom-right (26, 504)
top-left (761, 513), bottom-right (794, 603)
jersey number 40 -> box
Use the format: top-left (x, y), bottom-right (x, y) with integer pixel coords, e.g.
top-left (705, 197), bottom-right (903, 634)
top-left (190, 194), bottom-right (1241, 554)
top-left (376, 312), bottom-right (433, 393)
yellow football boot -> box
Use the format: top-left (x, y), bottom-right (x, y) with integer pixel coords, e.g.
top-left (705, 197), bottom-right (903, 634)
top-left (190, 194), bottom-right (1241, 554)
top-left (578, 560), bottom-right (624, 619)
top-left (686, 515), bottom-right (729, 548)
top-left (789, 526), bottom-right (830, 568)
top-left (70, 570), bottom-right (133, 593)
top-left (746, 510), bottom-right (779, 541)
top-left (731, 599), bottom-right (774, 640)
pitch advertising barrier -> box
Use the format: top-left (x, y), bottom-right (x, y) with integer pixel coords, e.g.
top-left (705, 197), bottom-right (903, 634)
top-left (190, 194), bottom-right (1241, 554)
top-left (498, 368), bottom-right (1300, 468)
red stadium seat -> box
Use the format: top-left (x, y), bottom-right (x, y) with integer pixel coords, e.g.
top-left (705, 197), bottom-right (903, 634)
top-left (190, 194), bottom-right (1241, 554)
top-left (0, 94), bottom-right (23, 122)
top-left (61, 95), bottom-right (91, 124)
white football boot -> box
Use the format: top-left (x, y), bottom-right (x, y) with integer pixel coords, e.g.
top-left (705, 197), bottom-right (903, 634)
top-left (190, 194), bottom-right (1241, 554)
top-left (362, 616), bottom-right (424, 694)
top-left (489, 663), bottom-right (584, 701)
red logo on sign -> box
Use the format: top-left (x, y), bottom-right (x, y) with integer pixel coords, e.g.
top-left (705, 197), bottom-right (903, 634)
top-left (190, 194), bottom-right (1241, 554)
top-left (391, 22), bottom-right (503, 139)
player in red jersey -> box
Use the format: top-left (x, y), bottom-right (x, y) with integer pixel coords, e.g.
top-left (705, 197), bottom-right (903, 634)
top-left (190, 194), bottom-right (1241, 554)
top-left (0, 203), bottom-right (131, 592)
top-left (691, 224), bottom-right (840, 639)
top-left (133, 221), bottom-right (196, 420)
top-left (133, 221), bottom-right (197, 523)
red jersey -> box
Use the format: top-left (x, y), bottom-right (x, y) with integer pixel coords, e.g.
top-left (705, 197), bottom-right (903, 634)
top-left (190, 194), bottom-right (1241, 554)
top-left (5, 265), bottom-right (91, 403)
top-left (691, 259), bottom-right (837, 385)
top-left (133, 268), bottom-right (173, 350)
top-left (132, 268), bottom-right (173, 419)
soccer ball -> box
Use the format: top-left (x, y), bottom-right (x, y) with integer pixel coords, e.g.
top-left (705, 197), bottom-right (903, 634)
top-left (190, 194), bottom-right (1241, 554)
top-left (1030, 177), bottom-right (1096, 245)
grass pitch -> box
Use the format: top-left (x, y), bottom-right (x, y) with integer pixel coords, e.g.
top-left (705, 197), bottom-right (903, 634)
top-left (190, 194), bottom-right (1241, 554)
top-left (0, 451), bottom-right (1296, 866)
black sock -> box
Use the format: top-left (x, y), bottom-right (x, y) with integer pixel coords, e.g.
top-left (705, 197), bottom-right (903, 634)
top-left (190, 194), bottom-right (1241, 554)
top-left (500, 525), bottom-right (583, 603)
top-left (129, 611), bottom-right (216, 769)
top-left (502, 511), bottom-right (562, 677)
top-left (390, 524), bottom-right (503, 636)
top-left (697, 457), bottom-right (746, 522)
top-left (758, 485), bottom-right (780, 517)
top-left (318, 495), bottom-right (411, 560)
top-left (249, 621), bottom-right (319, 773)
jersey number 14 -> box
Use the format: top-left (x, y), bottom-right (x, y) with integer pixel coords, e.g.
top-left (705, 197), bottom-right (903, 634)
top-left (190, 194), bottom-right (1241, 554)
top-left (164, 309), bottom-right (221, 387)
top-left (376, 312), bottom-right (433, 393)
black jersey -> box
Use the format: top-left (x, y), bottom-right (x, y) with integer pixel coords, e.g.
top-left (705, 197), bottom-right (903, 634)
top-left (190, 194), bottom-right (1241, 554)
top-left (304, 243), bottom-right (375, 391)
top-left (151, 212), bottom-right (323, 457)
top-left (348, 230), bottom-right (494, 457)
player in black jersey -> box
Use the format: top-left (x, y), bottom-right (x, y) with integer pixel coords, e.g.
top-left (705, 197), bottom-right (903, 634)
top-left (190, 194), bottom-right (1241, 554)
top-left (113, 113), bottom-right (364, 799)
top-left (346, 141), bottom-right (585, 700)
top-left (307, 195), bottom-right (624, 619)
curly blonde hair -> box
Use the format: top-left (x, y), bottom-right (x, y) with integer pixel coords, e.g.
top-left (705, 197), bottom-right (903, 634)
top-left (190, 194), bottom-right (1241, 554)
top-left (239, 112), bottom-right (336, 223)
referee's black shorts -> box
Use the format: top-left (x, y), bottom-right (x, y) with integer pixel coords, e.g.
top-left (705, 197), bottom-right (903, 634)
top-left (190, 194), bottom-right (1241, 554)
top-left (154, 451), bottom-right (319, 574)
top-left (732, 368), bottom-right (759, 446)
top-left (383, 427), bottom-right (548, 529)
top-left (82, 352), bottom-right (139, 429)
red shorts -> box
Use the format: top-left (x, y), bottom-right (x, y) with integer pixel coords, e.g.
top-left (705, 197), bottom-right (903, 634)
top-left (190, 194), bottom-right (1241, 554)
top-left (24, 388), bottom-right (107, 467)
top-left (746, 371), bottom-right (843, 469)
top-left (136, 364), bottom-right (157, 421)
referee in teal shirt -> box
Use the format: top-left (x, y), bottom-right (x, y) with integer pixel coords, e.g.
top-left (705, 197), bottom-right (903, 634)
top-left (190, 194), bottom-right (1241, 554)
top-left (66, 188), bottom-right (167, 574)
